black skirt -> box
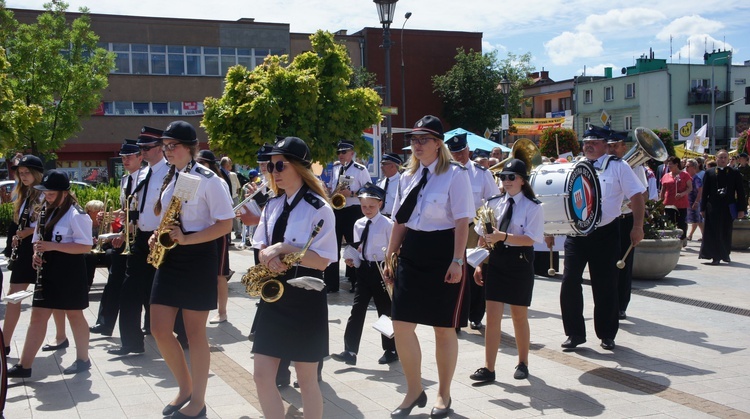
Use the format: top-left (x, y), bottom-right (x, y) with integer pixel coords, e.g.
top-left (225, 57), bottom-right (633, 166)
top-left (9, 236), bottom-right (36, 284)
top-left (252, 266), bottom-right (328, 362)
top-left (151, 238), bottom-right (218, 311)
top-left (32, 251), bottom-right (89, 310)
top-left (392, 229), bottom-right (464, 328)
top-left (485, 245), bottom-right (535, 306)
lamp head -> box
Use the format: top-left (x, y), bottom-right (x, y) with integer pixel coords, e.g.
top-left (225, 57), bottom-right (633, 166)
top-left (374, 0), bottom-right (398, 25)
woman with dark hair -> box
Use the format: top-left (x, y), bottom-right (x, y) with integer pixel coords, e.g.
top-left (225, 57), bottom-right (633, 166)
top-left (251, 136), bottom-right (337, 419)
top-left (151, 121), bottom-right (235, 418)
top-left (2, 155), bottom-right (67, 357)
top-left (469, 159), bottom-right (544, 383)
top-left (383, 115), bottom-right (473, 418)
top-left (660, 156), bottom-right (692, 243)
top-left (8, 170), bottom-right (93, 378)
top-left (196, 149), bottom-right (235, 325)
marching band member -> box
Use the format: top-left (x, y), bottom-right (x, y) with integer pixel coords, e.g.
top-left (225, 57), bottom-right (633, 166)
top-left (384, 115), bottom-right (473, 418)
top-left (8, 170), bottom-right (93, 378)
top-left (324, 140), bottom-right (371, 292)
top-left (196, 149), bottom-right (235, 325)
top-left (332, 183), bottom-right (397, 366)
top-left (377, 153), bottom-right (403, 218)
top-left (252, 136), bottom-right (337, 419)
top-left (3, 155), bottom-right (47, 356)
top-left (151, 121), bottom-right (234, 418)
top-left (469, 159), bottom-right (544, 383)
top-left (447, 133), bottom-right (500, 331)
top-left (560, 126), bottom-right (645, 351)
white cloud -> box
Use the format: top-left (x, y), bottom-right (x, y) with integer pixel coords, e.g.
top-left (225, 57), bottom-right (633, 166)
top-left (544, 32), bottom-right (603, 65)
top-left (575, 63), bottom-right (620, 77)
top-left (675, 35), bottom-right (734, 62)
top-left (656, 15), bottom-right (724, 41)
top-left (482, 40), bottom-right (508, 54)
top-left (576, 8), bottom-right (666, 33)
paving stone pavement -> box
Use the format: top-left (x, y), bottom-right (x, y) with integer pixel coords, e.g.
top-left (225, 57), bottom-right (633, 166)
top-left (1, 232), bottom-right (749, 418)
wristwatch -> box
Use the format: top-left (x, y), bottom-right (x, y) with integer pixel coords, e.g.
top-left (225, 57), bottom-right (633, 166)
top-left (451, 258), bottom-right (464, 267)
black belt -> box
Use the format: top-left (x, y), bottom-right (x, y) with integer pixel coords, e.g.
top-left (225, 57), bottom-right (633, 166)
top-left (619, 213), bottom-right (633, 219)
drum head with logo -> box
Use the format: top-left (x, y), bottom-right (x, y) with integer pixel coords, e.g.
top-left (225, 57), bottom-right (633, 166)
top-left (565, 161), bottom-right (602, 235)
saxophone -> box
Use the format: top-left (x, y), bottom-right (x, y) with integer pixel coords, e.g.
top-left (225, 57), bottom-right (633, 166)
top-left (476, 199), bottom-right (497, 250)
top-left (241, 219), bottom-right (324, 303)
top-left (146, 196), bottom-right (182, 269)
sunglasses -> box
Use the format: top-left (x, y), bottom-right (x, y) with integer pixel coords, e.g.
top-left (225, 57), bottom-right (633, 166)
top-left (266, 161), bottom-right (290, 173)
top-left (161, 143), bottom-right (181, 151)
top-left (409, 136), bottom-right (434, 145)
top-left (337, 150), bottom-right (351, 155)
top-left (498, 174), bottom-right (517, 181)
top-left (139, 144), bottom-right (160, 151)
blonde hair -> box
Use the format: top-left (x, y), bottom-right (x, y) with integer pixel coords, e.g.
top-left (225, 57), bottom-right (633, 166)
top-left (268, 158), bottom-right (330, 204)
top-left (85, 200), bottom-right (105, 213)
top-left (154, 144), bottom-right (199, 215)
top-left (13, 170), bottom-right (44, 224)
top-left (405, 139), bottom-right (452, 176)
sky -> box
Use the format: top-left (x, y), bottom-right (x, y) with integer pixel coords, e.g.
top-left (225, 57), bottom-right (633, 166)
top-left (7, 0), bottom-right (750, 81)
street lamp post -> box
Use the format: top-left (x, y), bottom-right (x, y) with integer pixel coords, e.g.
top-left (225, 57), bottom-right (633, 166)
top-left (709, 53), bottom-right (731, 154)
top-left (400, 12), bottom-right (412, 130)
top-left (497, 77), bottom-right (511, 145)
top-left (374, 0), bottom-right (398, 153)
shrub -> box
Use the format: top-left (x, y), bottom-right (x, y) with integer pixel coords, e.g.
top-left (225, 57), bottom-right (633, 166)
top-left (643, 200), bottom-right (677, 239)
top-left (539, 127), bottom-right (580, 158)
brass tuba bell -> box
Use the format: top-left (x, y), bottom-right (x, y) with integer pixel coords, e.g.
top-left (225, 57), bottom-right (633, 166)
top-left (622, 127), bottom-right (669, 168)
top-left (490, 138), bottom-right (542, 176)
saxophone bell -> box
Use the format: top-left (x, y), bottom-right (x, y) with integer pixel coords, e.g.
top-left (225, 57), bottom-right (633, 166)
top-left (158, 228), bottom-right (178, 249)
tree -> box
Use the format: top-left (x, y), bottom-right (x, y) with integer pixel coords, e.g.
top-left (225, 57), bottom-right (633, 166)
top-left (0, 46), bottom-right (42, 146)
top-left (539, 127), bottom-right (580, 158)
top-left (433, 49), bottom-right (534, 134)
top-left (202, 30), bottom-right (382, 166)
top-left (0, 1), bottom-right (115, 158)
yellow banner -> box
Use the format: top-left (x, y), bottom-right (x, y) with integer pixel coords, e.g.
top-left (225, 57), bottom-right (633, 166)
top-left (512, 117), bottom-right (567, 135)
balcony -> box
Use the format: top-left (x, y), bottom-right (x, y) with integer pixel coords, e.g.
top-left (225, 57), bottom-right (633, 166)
top-left (688, 89), bottom-right (733, 105)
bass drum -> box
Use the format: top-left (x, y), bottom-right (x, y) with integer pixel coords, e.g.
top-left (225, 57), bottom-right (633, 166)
top-left (529, 161), bottom-right (602, 236)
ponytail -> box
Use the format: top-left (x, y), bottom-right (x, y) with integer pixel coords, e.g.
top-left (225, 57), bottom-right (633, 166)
top-left (154, 164), bottom-right (177, 216)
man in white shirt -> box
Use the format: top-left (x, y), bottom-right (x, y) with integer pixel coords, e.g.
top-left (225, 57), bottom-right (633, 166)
top-left (376, 153), bottom-right (402, 217)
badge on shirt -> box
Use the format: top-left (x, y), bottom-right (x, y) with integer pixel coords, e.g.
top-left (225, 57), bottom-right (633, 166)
top-left (55, 234), bottom-right (62, 243)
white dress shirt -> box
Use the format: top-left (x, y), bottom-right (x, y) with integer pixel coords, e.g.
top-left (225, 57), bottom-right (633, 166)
top-left (474, 192), bottom-right (545, 246)
top-left (377, 172), bottom-right (401, 216)
top-left (137, 158), bottom-right (170, 231)
top-left (353, 212), bottom-right (393, 262)
top-left (33, 205), bottom-right (92, 245)
top-left (466, 161), bottom-right (501, 210)
top-left (593, 155), bottom-right (646, 227)
top-left (328, 161), bottom-right (372, 207)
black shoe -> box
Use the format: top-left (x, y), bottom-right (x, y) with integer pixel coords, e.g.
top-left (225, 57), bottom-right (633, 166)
top-left (349, 286), bottom-right (356, 293)
top-left (378, 350), bottom-right (399, 364)
top-left (331, 351), bottom-right (357, 365)
top-left (722, 257), bottom-right (731, 263)
top-left (601, 338), bottom-right (615, 350)
top-left (430, 397), bottom-right (452, 418)
top-left (513, 362), bottom-right (529, 380)
top-left (469, 321), bottom-right (484, 330)
top-left (4, 346), bottom-right (10, 356)
top-left (42, 338), bottom-right (69, 351)
top-left (107, 345), bottom-right (145, 356)
top-left (618, 311), bottom-right (627, 320)
top-left (171, 405), bottom-right (206, 418)
top-left (469, 367), bottom-right (495, 383)
top-left (7, 364), bottom-right (32, 378)
top-left (391, 390), bottom-right (427, 418)
top-left (142, 327), bottom-right (151, 335)
top-left (162, 395), bottom-right (191, 416)
top-left (711, 259), bottom-right (721, 265)
top-left (63, 359), bottom-right (91, 374)
top-left (561, 336), bottom-right (586, 349)
top-left (89, 324), bottom-right (113, 336)
top-left (276, 376), bottom-right (290, 388)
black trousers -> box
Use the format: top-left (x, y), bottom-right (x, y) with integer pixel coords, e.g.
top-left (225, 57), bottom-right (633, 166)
top-left (95, 245), bottom-right (127, 332)
top-left (617, 214), bottom-right (634, 312)
top-left (343, 263), bottom-right (395, 354)
top-left (323, 205), bottom-right (360, 291)
top-left (119, 230), bottom-right (185, 348)
top-left (560, 221), bottom-right (620, 340)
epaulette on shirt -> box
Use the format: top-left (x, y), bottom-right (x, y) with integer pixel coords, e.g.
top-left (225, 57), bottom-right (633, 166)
top-left (530, 196), bottom-right (542, 205)
top-left (332, 161), bottom-right (342, 166)
top-left (487, 193), bottom-right (504, 202)
top-left (472, 161), bottom-right (488, 171)
top-left (352, 162), bottom-right (366, 171)
top-left (74, 204), bottom-right (86, 214)
top-left (196, 167), bottom-right (215, 178)
top-left (450, 161), bottom-right (468, 170)
top-left (304, 192), bottom-right (324, 209)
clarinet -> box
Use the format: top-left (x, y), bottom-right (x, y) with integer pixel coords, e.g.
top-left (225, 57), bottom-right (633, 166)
top-left (32, 203), bottom-right (48, 302)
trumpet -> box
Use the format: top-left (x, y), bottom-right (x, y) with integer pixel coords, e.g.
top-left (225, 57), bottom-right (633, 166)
top-left (374, 250), bottom-right (395, 300)
top-left (92, 193), bottom-right (115, 254)
top-left (32, 203), bottom-right (47, 302)
top-left (234, 180), bottom-right (271, 212)
top-left (476, 199), bottom-right (497, 250)
top-left (121, 194), bottom-right (136, 256)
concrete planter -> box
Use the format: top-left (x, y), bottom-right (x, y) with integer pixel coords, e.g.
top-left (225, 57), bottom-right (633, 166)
top-left (732, 218), bottom-right (750, 250)
top-left (632, 230), bottom-right (682, 280)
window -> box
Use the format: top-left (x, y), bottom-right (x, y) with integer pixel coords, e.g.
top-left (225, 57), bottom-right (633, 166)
top-left (544, 99), bottom-right (552, 114)
top-left (102, 102), bottom-right (114, 115)
top-left (169, 101), bottom-right (183, 115)
top-left (152, 102), bottom-right (168, 115)
top-left (204, 47), bottom-right (219, 76)
top-left (624, 116), bottom-right (633, 130)
top-left (133, 102), bottom-right (150, 114)
top-left (691, 79), bottom-right (710, 90)
top-left (584, 89), bottom-right (593, 104)
top-left (186, 46), bottom-right (202, 75)
top-left (559, 97), bottom-right (571, 111)
top-left (693, 114), bottom-right (708, 128)
top-left (584, 117), bottom-right (591, 127)
top-left (604, 86), bottom-right (614, 102)
top-left (625, 83), bottom-right (635, 99)
top-left (255, 49), bottom-right (269, 68)
top-left (114, 101), bottom-right (132, 115)
top-left (113, 43), bottom-right (130, 73)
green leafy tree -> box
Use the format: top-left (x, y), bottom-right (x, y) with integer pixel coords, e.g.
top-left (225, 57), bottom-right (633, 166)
top-left (539, 127), bottom-right (580, 158)
top-left (202, 30), bottom-right (382, 166)
top-left (0, 1), bottom-right (115, 158)
top-left (0, 46), bottom-right (43, 146)
top-left (433, 49), bottom-right (534, 133)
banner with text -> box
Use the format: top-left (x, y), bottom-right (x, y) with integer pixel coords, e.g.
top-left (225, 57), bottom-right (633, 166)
top-left (512, 117), bottom-right (568, 135)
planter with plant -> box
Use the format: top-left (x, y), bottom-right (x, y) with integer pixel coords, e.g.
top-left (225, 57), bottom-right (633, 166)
top-left (632, 200), bottom-right (682, 280)
top-left (732, 216), bottom-right (750, 250)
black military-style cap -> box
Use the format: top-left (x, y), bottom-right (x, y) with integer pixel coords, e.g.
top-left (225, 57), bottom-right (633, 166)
top-left (446, 132), bottom-right (468, 152)
top-left (14, 155), bottom-right (45, 173)
top-left (405, 115), bottom-right (444, 140)
top-left (34, 170), bottom-right (70, 191)
top-left (161, 121), bottom-right (198, 145)
top-left (267, 137), bottom-right (311, 166)
top-left (137, 126), bottom-right (164, 144)
top-left (357, 183), bottom-right (386, 201)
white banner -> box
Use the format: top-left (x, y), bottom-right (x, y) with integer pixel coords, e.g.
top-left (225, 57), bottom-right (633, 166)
top-left (678, 119), bottom-right (695, 148)
top-left (730, 137), bottom-right (739, 150)
top-left (501, 114), bottom-right (509, 130)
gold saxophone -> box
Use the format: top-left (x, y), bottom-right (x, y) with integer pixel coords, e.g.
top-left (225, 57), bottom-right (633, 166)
top-left (476, 199), bottom-right (497, 249)
top-left (147, 196), bottom-right (182, 269)
top-left (241, 219), bottom-right (324, 303)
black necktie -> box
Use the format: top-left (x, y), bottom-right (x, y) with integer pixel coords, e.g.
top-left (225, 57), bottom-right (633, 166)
top-left (498, 197), bottom-right (515, 233)
top-left (270, 186), bottom-right (308, 244)
top-left (383, 177), bottom-right (389, 193)
top-left (125, 175), bottom-right (133, 197)
top-left (395, 167), bottom-right (429, 224)
top-left (135, 167), bottom-right (153, 214)
top-left (360, 219), bottom-right (372, 262)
